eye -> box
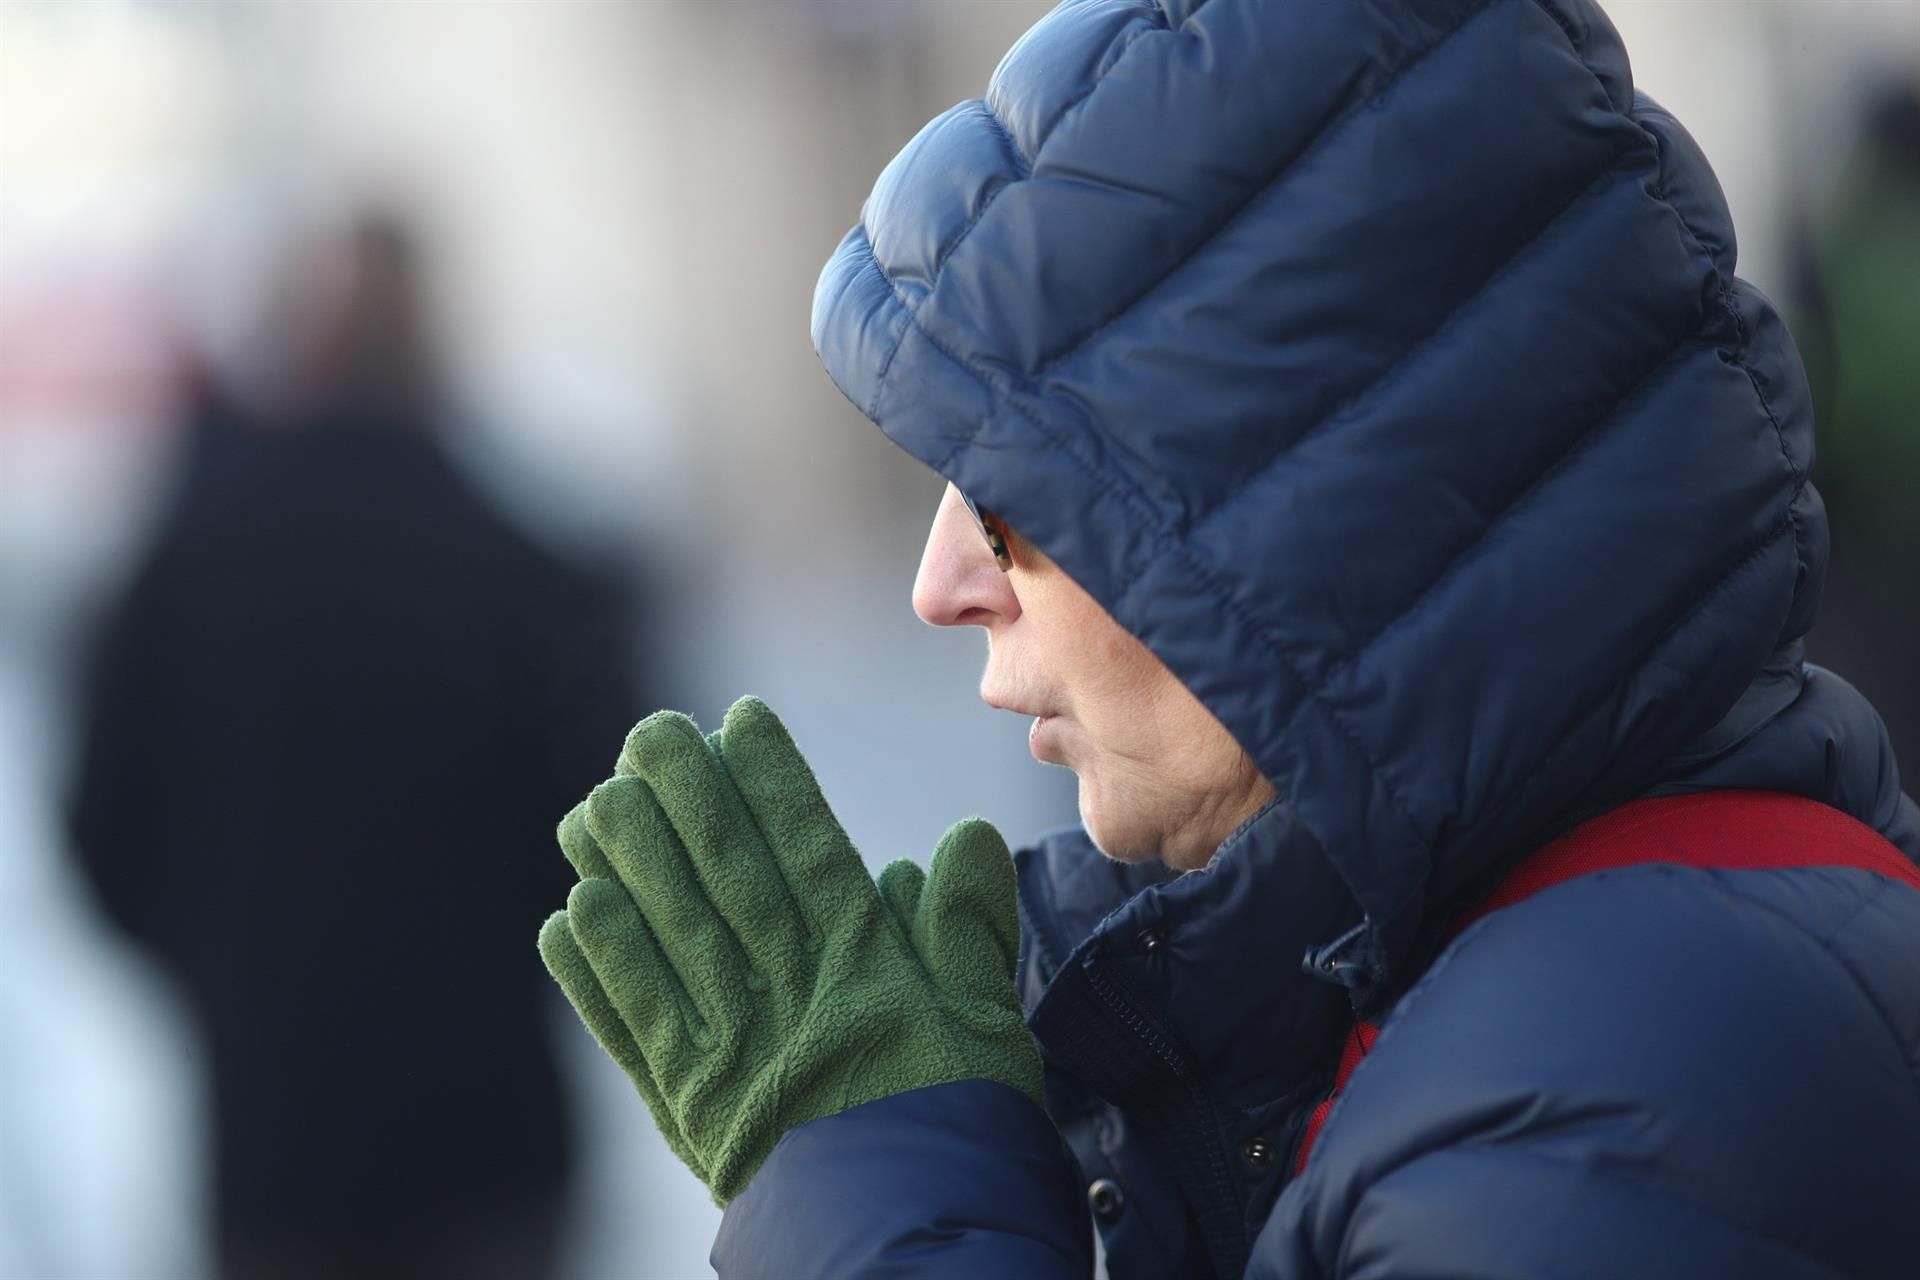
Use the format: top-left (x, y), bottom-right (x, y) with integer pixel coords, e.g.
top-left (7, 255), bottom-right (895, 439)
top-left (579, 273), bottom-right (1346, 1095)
top-left (959, 489), bottom-right (1015, 572)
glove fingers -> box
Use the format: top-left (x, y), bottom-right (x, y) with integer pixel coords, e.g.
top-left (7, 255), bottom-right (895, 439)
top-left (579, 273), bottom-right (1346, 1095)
top-left (875, 858), bottom-right (926, 943)
top-left (711, 696), bottom-right (875, 937)
top-left (540, 908), bottom-right (651, 1076)
top-left (566, 878), bottom-right (703, 1077)
top-left (557, 799), bottom-right (618, 882)
top-left (620, 711), bottom-right (815, 1004)
top-left (538, 909), bottom-right (708, 1180)
top-left (918, 818), bottom-right (1022, 1007)
top-left (579, 781), bottom-right (748, 1029)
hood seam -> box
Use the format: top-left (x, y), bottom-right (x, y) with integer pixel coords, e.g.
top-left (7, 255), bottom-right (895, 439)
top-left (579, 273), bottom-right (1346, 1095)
top-left (1024, 0), bottom-right (1503, 379)
top-left (1187, 153), bottom-right (1634, 530)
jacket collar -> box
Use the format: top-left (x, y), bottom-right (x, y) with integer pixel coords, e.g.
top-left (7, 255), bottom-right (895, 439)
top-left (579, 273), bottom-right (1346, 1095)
top-left (1018, 800), bottom-right (1359, 1108)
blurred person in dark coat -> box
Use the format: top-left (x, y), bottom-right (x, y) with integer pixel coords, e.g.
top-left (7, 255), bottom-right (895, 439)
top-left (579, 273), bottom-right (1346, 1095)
top-left (66, 215), bottom-right (642, 1280)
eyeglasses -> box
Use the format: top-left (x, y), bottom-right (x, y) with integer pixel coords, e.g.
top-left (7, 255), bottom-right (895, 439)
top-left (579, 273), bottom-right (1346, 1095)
top-left (959, 489), bottom-right (1014, 572)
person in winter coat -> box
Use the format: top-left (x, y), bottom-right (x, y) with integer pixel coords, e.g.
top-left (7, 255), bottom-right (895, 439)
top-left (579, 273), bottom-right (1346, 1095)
top-left (70, 218), bottom-right (643, 1280)
top-left (538, 1), bottom-right (1920, 1276)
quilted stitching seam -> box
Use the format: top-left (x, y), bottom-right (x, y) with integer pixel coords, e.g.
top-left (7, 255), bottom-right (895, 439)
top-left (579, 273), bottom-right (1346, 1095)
top-left (1273, 324), bottom-right (1701, 721)
top-left (1028, 0), bottom-right (1506, 377)
top-left (1719, 873), bottom-right (1920, 1081)
top-left (1484, 514), bottom-right (1794, 831)
top-left (1190, 153), bottom-right (1635, 530)
top-left (925, 102), bottom-right (1030, 284)
top-left (860, 0), bottom-right (1500, 421)
top-left (1030, 16), bottom-right (1163, 159)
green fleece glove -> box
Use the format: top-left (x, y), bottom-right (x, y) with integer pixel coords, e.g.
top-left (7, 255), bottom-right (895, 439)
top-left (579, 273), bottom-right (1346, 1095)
top-left (536, 696), bottom-right (1044, 1203)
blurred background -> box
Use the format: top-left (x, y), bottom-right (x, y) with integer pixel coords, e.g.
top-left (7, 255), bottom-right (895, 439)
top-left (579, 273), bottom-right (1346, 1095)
top-left (0, 1), bottom-right (1914, 1277)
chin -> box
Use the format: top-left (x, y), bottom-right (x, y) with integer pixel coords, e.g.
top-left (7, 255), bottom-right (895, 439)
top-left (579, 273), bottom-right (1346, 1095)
top-left (1077, 784), bottom-right (1163, 865)
top-left (1078, 777), bottom-right (1224, 871)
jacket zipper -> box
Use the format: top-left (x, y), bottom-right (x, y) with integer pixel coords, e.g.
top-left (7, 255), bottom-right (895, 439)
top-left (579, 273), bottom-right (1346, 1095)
top-left (1082, 955), bottom-right (1249, 1271)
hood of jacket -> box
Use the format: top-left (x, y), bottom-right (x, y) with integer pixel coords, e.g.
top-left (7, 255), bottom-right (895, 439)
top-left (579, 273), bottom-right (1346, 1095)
top-left (812, 0), bottom-right (1915, 1000)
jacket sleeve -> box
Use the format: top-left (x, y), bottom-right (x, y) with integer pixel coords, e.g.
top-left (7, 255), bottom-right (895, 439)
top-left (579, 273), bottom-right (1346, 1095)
top-left (1248, 863), bottom-right (1920, 1280)
top-left (711, 1079), bottom-right (1093, 1278)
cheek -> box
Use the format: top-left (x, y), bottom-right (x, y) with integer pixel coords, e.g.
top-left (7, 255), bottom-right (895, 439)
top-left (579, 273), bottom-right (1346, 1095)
top-left (1071, 660), bottom-right (1179, 770)
top-left (1069, 678), bottom-right (1238, 820)
top-left (1051, 620), bottom-right (1150, 722)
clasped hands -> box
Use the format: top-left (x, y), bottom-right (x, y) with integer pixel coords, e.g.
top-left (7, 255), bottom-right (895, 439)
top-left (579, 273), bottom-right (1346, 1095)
top-left (538, 696), bottom-right (1043, 1202)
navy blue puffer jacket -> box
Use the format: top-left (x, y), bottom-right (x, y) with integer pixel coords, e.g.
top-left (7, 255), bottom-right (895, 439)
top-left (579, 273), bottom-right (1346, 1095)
top-left (717, 1), bottom-right (1920, 1275)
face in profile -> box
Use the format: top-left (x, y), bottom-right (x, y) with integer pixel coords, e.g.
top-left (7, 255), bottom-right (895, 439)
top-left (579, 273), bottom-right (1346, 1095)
top-left (912, 485), bottom-right (1274, 870)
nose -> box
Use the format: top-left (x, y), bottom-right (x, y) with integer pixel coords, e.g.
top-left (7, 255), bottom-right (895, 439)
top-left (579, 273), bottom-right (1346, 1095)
top-left (912, 484), bottom-right (1022, 628)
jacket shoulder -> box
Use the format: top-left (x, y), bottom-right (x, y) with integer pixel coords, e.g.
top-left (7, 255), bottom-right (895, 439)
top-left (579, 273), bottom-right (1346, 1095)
top-left (1260, 864), bottom-right (1920, 1280)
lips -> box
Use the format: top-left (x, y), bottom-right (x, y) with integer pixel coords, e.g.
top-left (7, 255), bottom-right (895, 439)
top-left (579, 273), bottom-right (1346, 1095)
top-left (985, 695), bottom-right (1048, 717)
top-left (984, 691), bottom-right (1059, 720)
top-left (983, 691), bottom-right (1064, 761)
top-left (1028, 713), bottom-right (1063, 764)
